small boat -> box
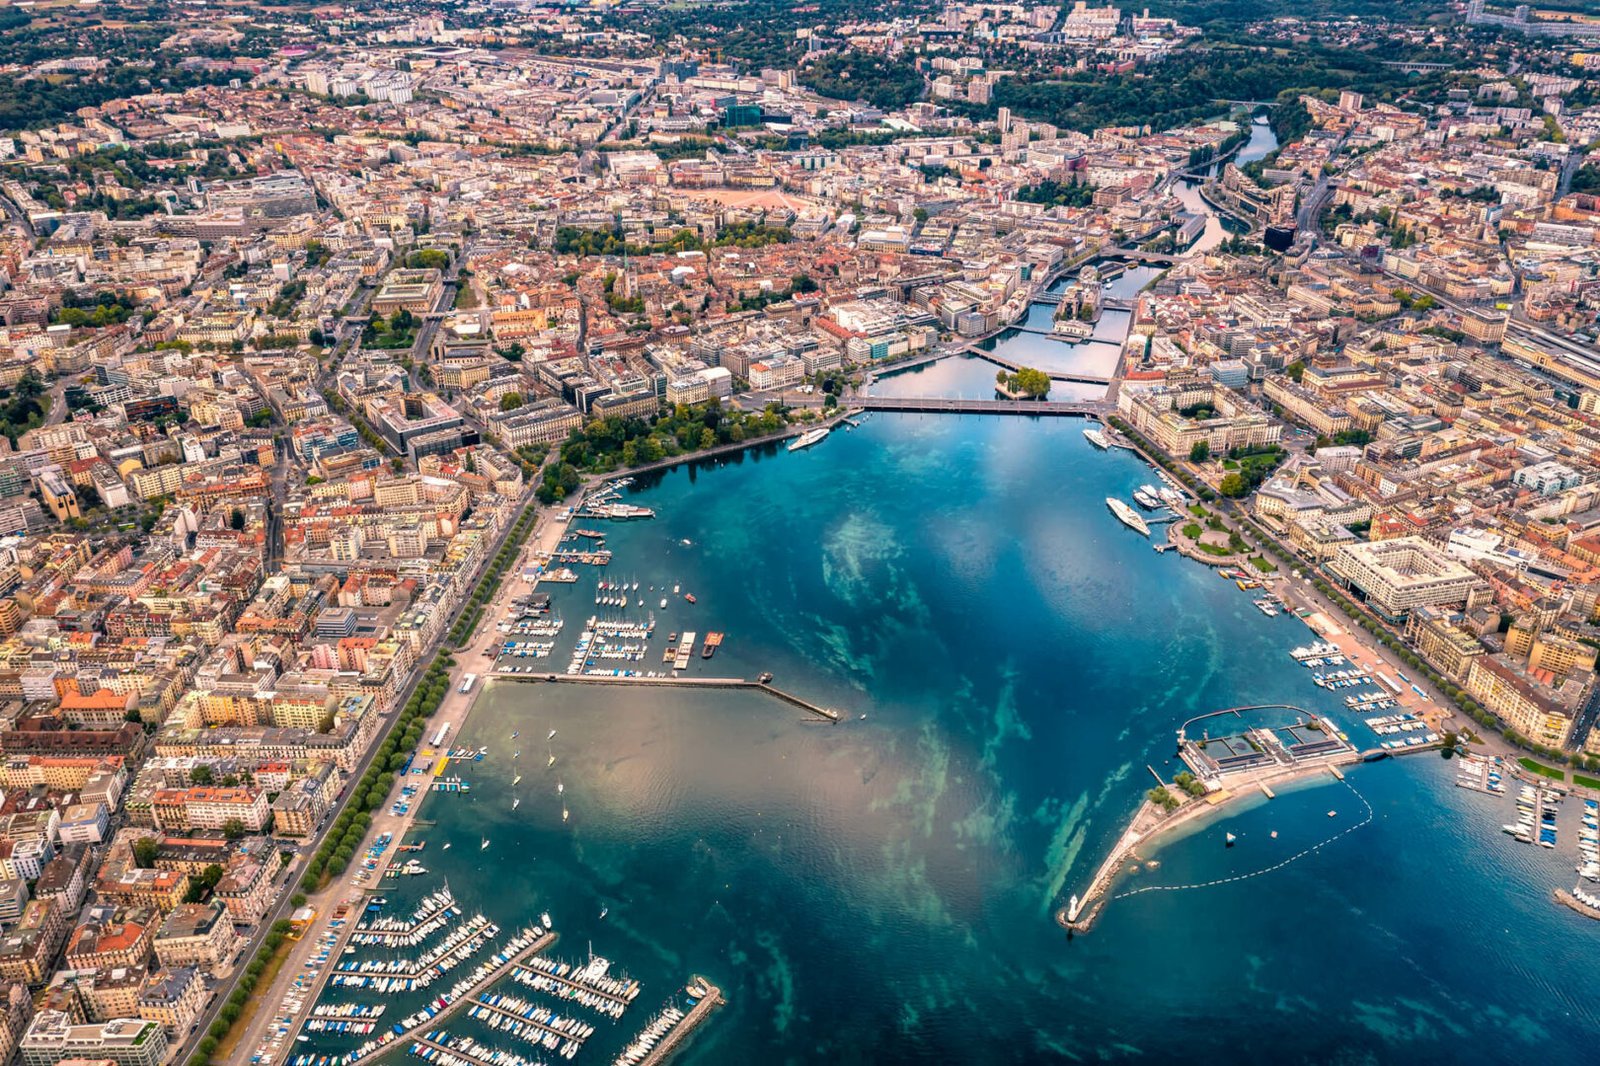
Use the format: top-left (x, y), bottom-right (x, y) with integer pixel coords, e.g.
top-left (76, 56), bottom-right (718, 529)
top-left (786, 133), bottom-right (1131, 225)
top-left (541, 912), bottom-right (553, 928)
top-left (562, 807), bottom-right (569, 823)
top-left (660, 597), bottom-right (668, 609)
top-left (1225, 832), bottom-right (1237, 847)
top-left (685, 593), bottom-right (697, 604)
top-left (512, 750), bottom-right (520, 760)
top-left (1327, 811), bottom-right (1337, 818)
top-left (673, 583), bottom-right (680, 594)
top-left (512, 773), bottom-right (523, 786)
top-left (512, 797), bottom-right (521, 810)
top-left (598, 907), bottom-right (608, 919)
top-left (480, 838), bottom-right (490, 850)
top-left (548, 730), bottom-right (557, 740)
top-left (548, 754), bottom-right (556, 767)
top-left (1269, 830), bottom-right (1278, 839)
top-left (510, 731), bottom-right (519, 739)
top-left (442, 842), bottom-right (451, 850)
top-left (557, 781), bottom-right (565, 795)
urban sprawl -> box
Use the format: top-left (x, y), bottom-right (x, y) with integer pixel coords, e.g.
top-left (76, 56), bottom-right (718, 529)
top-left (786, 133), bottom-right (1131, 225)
top-left (0, 0), bottom-right (1597, 1063)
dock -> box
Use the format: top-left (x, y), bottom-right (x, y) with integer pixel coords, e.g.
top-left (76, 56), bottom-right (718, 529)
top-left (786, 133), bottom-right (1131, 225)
top-left (1555, 888), bottom-right (1600, 921)
top-left (632, 978), bottom-right (724, 1066)
top-left (492, 671), bottom-right (842, 722)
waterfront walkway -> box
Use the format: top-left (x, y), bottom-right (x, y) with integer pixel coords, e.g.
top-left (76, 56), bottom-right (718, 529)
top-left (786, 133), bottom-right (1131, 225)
top-left (491, 671), bottom-right (842, 722)
top-left (855, 396), bottom-right (1109, 417)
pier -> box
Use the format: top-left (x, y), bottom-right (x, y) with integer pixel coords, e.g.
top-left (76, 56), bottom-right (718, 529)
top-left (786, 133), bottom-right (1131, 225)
top-left (854, 396), bottom-right (1109, 417)
top-left (632, 978), bottom-right (724, 1066)
top-left (492, 671), bottom-right (842, 722)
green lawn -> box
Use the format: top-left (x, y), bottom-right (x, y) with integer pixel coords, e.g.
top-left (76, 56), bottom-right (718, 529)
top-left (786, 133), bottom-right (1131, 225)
top-left (1248, 555), bottom-right (1277, 573)
top-left (1519, 757), bottom-right (1564, 781)
top-left (1574, 773), bottom-right (1600, 790)
top-left (1196, 542), bottom-right (1232, 557)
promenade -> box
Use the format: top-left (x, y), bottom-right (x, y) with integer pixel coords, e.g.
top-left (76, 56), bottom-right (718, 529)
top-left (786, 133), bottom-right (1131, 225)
top-left (240, 503), bottom-right (552, 1065)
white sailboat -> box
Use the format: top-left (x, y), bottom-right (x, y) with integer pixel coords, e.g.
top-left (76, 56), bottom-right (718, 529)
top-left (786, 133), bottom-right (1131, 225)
top-left (557, 781), bottom-right (564, 795)
top-left (480, 838), bottom-right (490, 851)
top-left (512, 773), bottom-right (523, 786)
top-left (512, 796), bottom-right (521, 810)
top-left (562, 807), bottom-right (569, 823)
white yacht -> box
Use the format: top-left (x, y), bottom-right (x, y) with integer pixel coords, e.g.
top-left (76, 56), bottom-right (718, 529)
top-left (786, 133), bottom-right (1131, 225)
top-left (1106, 497), bottom-right (1151, 536)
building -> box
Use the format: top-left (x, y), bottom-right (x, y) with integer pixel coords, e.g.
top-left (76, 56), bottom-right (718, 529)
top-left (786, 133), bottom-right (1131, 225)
top-left (1116, 381), bottom-right (1281, 457)
top-left (152, 900), bottom-right (238, 970)
top-left (0, 900), bottom-right (65, 984)
top-left (65, 914), bottom-right (153, 972)
top-left (137, 966), bottom-right (206, 1037)
top-left (1466, 654), bottom-right (1591, 749)
top-left (150, 786), bottom-right (269, 833)
top-left (214, 853), bottom-right (274, 925)
top-left (20, 1013), bottom-right (168, 1066)
top-left (1513, 461), bottom-right (1585, 497)
top-left (1328, 537), bottom-right (1490, 621)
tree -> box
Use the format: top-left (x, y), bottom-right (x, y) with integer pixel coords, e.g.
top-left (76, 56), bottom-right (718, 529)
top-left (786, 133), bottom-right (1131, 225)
top-left (132, 837), bottom-right (159, 869)
top-left (230, 508), bottom-right (246, 531)
top-left (1219, 472), bottom-right (1248, 498)
top-left (222, 818), bottom-right (245, 840)
top-left (1189, 440), bottom-right (1211, 463)
top-left (189, 765), bottom-right (215, 786)
top-left (499, 392), bottom-right (524, 412)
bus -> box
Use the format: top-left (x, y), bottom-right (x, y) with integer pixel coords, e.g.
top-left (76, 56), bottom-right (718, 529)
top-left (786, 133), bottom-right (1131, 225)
top-left (458, 673), bottom-right (477, 694)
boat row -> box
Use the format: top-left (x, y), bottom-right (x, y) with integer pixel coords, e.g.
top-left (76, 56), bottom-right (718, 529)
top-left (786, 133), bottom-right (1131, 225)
top-left (509, 955), bottom-right (639, 1019)
top-left (612, 1005), bottom-right (688, 1066)
top-left (470, 989), bottom-right (594, 1057)
top-left (1376, 733), bottom-right (1439, 750)
top-left (312, 1003), bottom-right (387, 1019)
top-left (1290, 642), bottom-right (1340, 662)
top-left (304, 1017), bottom-right (376, 1036)
top-left (1578, 800), bottom-right (1599, 881)
top-left (408, 1031), bottom-right (541, 1066)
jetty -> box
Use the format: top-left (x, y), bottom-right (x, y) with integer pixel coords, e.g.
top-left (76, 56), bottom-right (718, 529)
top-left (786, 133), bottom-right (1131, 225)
top-left (492, 671), bottom-right (842, 722)
top-left (632, 977), bottom-right (724, 1066)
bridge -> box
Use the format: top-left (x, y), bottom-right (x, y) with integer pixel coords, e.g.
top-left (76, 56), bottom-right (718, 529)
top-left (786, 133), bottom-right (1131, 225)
top-left (855, 396), bottom-right (1108, 417)
top-left (962, 346), bottom-right (1113, 386)
top-left (1382, 60), bottom-right (1452, 73)
top-left (1106, 247), bottom-right (1181, 267)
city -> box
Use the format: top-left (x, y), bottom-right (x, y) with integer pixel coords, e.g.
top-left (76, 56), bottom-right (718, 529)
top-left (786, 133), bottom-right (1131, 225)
top-left (0, 0), bottom-right (1598, 1063)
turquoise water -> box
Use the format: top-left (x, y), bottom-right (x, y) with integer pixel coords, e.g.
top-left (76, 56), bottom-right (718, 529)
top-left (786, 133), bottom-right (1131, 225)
top-left (307, 416), bottom-right (1600, 1065)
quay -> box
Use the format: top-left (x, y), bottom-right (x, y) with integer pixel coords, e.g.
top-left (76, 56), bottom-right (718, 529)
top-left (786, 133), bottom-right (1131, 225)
top-left (854, 396), bottom-right (1108, 417)
top-left (492, 671), bottom-right (842, 722)
top-left (634, 977), bottom-right (724, 1066)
